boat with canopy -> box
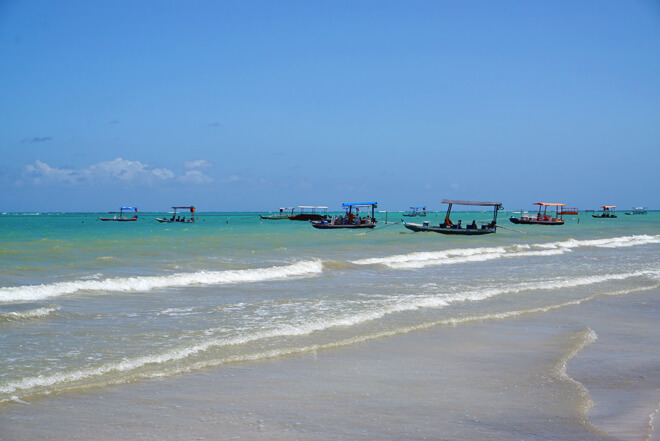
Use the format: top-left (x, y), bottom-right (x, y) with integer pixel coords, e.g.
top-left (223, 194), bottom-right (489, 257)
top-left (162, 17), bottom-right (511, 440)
top-left (625, 207), bottom-right (647, 215)
top-left (99, 207), bottom-right (138, 222)
top-left (260, 207), bottom-right (295, 220)
top-left (156, 206), bottom-right (196, 223)
top-left (402, 206), bottom-right (427, 217)
top-left (311, 202), bottom-right (378, 229)
top-left (289, 206), bottom-right (329, 221)
top-left (592, 205), bottom-right (617, 218)
top-left (403, 199), bottom-right (502, 235)
top-left (509, 203), bottom-right (568, 225)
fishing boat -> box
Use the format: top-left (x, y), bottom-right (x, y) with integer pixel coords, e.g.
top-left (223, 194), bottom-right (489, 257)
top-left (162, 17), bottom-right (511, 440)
top-left (509, 203), bottom-right (566, 225)
top-left (289, 206), bottom-right (328, 221)
top-left (402, 206), bottom-right (427, 217)
top-left (99, 207), bottom-right (138, 222)
top-left (403, 199), bottom-right (502, 235)
top-left (156, 206), bottom-right (196, 223)
top-left (625, 207), bottom-right (647, 215)
top-left (592, 205), bottom-right (617, 218)
top-left (311, 202), bottom-right (377, 229)
top-left (260, 207), bottom-right (295, 220)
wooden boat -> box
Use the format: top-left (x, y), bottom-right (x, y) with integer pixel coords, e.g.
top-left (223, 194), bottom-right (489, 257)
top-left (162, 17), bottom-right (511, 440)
top-left (260, 207), bottom-right (295, 220)
top-left (403, 199), bottom-right (502, 235)
top-left (99, 207), bottom-right (138, 222)
top-left (311, 202), bottom-right (377, 229)
top-left (289, 206), bottom-right (328, 221)
top-left (625, 207), bottom-right (647, 215)
top-left (509, 203), bottom-right (567, 225)
top-left (156, 206), bottom-right (196, 223)
top-left (592, 205), bottom-right (617, 218)
top-left (402, 206), bottom-right (427, 217)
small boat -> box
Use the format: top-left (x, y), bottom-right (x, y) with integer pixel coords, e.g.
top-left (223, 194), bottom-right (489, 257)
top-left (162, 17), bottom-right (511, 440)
top-left (509, 203), bottom-right (567, 225)
top-left (403, 199), bottom-right (502, 235)
top-left (625, 207), bottom-right (647, 215)
top-left (311, 202), bottom-right (377, 229)
top-left (99, 207), bottom-right (138, 222)
top-left (289, 206), bottom-right (329, 221)
top-left (402, 206), bottom-right (427, 217)
top-left (260, 207), bottom-right (295, 220)
top-left (156, 206), bottom-right (196, 223)
top-left (592, 205), bottom-right (617, 218)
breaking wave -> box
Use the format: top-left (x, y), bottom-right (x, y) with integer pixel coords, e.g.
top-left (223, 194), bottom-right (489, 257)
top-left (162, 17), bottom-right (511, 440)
top-left (352, 235), bottom-right (660, 269)
top-left (0, 260), bottom-right (323, 304)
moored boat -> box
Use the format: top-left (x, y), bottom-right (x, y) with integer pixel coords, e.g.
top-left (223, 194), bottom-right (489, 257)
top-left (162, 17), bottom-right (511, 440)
top-left (99, 207), bottom-right (138, 222)
top-left (311, 202), bottom-right (377, 229)
top-left (403, 199), bottom-right (502, 235)
top-left (260, 207), bottom-right (295, 220)
top-left (289, 206), bottom-right (328, 221)
top-left (156, 206), bottom-right (196, 223)
top-left (625, 207), bottom-right (647, 215)
top-left (592, 205), bottom-right (617, 218)
top-left (509, 203), bottom-right (567, 225)
top-left (402, 206), bottom-right (427, 217)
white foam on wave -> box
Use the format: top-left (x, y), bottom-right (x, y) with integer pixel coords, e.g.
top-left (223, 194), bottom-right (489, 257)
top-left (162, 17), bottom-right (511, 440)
top-left (3, 268), bottom-right (655, 401)
top-left (353, 234), bottom-right (660, 269)
top-left (0, 305), bottom-right (60, 321)
top-left (0, 260), bottom-right (323, 304)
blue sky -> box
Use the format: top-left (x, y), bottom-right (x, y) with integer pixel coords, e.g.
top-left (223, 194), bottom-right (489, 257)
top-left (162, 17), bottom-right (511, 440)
top-left (1, 0), bottom-right (659, 212)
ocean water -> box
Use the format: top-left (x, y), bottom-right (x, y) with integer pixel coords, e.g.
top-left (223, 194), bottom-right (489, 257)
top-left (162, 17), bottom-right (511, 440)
top-left (0, 210), bottom-right (659, 440)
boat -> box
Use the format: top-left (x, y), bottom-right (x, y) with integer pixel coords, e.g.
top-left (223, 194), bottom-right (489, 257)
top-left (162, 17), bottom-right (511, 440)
top-left (260, 207), bottom-right (295, 220)
top-left (592, 205), bottom-right (617, 218)
top-left (402, 206), bottom-right (427, 217)
top-left (311, 202), bottom-right (378, 229)
top-left (156, 206), bottom-right (196, 223)
top-left (625, 207), bottom-right (647, 215)
top-left (509, 203), bottom-right (567, 225)
top-left (289, 206), bottom-right (328, 221)
top-left (99, 207), bottom-right (138, 222)
top-left (403, 199), bottom-right (502, 235)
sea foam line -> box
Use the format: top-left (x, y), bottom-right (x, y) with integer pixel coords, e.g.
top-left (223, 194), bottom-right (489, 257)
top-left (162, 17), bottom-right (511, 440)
top-left (352, 234), bottom-right (660, 269)
top-left (0, 305), bottom-right (60, 322)
top-left (3, 273), bottom-right (656, 402)
top-left (0, 260), bottom-right (323, 304)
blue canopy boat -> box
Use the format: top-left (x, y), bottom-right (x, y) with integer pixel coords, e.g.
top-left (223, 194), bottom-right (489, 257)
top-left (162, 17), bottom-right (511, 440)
top-left (311, 202), bottom-right (378, 229)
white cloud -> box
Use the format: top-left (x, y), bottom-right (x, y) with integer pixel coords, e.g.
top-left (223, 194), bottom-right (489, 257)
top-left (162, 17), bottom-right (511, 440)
top-left (24, 158), bottom-right (176, 186)
top-left (184, 159), bottom-right (213, 170)
top-left (179, 170), bottom-right (214, 184)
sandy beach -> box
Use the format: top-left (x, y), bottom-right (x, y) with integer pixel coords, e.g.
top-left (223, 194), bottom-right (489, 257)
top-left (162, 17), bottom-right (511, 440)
top-left (2, 284), bottom-right (658, 441)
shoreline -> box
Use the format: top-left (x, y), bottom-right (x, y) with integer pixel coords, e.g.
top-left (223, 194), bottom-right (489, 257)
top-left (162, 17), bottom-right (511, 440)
top-left (1, 288), bottom-right (658, 440)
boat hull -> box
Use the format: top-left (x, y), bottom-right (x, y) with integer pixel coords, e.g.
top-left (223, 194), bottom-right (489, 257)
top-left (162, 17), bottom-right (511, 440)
top-left (260, 215), bottom-right (290, 220)
top-left (289, 214), bottom-right (327, 221)
top-left (403, 222), bottom-right (495, 235)
top-left (509, 217), bottom-right (564, 225)
top-left (592, 215), bottom-right (617, 218)
top-left (99, 218), bottom-right (137, 222)
top-left (311, 222), bottom-right (376, 229)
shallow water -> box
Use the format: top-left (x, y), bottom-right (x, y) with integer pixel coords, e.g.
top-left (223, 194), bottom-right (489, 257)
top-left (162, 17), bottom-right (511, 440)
top-left (0, 211), bottom-right (658, 439)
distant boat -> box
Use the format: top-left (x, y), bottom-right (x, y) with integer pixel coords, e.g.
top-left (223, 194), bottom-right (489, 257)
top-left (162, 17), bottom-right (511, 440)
top-left (403, 199), bottom-right (502, 235)
top-left (260, 207), bottom-right (295, 220)
top-left (289, 206), bottom-right (328, 221)
top-left (311, 202), bottom-right (377, 229)
top-left (625, 207), bottom-right (647, 215)
top-left (99, 207), bottom-right (138, 222)
top-left (156, 206), bottom-right (196, 223)
top-left (509, 203), bottom-right (568, 225)
top-left (592, 205), bottom-right (617, 218)
top-left (402, 206), bottom-right (427, 217)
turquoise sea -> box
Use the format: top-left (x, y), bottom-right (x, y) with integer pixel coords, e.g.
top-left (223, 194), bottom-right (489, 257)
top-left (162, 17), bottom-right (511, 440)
top-left (1, 210), bottom-right (659, 440)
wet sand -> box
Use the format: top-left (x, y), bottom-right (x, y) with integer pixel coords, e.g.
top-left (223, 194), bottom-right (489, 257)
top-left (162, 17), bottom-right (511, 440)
top-left (1, 288), bottom-right (659, 441)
